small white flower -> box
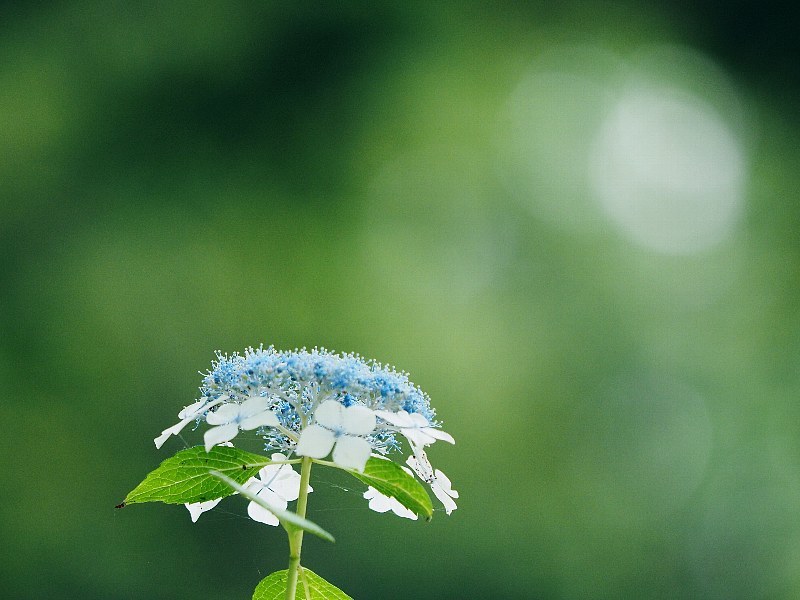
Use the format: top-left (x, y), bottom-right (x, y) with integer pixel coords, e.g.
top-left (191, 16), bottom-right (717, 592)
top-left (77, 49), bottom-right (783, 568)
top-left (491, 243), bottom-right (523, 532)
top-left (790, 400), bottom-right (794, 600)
top-left (203, 396), bottom-right (279, 451)
top-left (295, 400), bottom-right (376, 472)
top-left (245, 453), bottom-right (309, 526)
top-left (374, 409), bottom-right (455, 450)
top-left (407, 451), bottom-right (458, 515)
top-left (154, 397), bottom-right (225, 449)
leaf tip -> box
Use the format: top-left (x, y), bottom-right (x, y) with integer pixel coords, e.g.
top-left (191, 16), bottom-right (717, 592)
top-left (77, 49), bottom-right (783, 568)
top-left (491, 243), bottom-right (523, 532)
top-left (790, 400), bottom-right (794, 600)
top-left (115, 501), bottom-right (126, 509)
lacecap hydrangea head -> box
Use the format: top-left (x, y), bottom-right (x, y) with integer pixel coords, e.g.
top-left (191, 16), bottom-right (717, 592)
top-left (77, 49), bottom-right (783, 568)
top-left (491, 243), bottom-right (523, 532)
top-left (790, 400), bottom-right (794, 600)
top-left (154, 346), bottom-right (457, 516)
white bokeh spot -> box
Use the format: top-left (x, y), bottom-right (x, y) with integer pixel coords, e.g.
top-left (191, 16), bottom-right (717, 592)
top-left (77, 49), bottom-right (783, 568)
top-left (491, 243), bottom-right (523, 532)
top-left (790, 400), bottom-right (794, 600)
top-left (589, 86), bottom-right (746, 254)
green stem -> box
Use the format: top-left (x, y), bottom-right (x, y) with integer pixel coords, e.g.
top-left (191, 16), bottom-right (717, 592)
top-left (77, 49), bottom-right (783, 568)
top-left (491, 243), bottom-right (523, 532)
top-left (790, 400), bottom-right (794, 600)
top-left (285, 456), bottom-right (313, 600)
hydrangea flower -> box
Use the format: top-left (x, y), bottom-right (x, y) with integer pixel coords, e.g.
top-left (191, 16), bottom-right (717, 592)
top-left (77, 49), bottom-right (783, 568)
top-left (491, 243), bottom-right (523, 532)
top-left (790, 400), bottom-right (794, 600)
top-left (374, 409), bottom-right (455, 451)
top-left (154, 397), bottom-right (224, 449)
top-left (407, 451), bottom-right (459, 515)
top-left (154, 346), bottom-right (456, 508)
top-left (204, 396), bottom-right (279, 451)
top-left (295, 400), bottom-right (376, 471)
top-left (183, 452), bottom-right (307, 524)
top-left (245, 453), bottom-right (309, 526)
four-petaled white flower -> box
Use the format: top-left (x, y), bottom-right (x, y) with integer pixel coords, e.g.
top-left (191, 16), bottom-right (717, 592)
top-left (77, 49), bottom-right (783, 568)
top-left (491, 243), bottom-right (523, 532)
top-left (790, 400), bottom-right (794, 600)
top-left (295, 400), bottom-right (376, 472)
top-left (407, 451), bottom-right (458, 515)
top-left (374, 409), bottom-right (455, 451)
top-left (204, 396), bottom-right (279, 451)
top-left (245, 453), bottom-right (309, 526)
top-left (154, 397), bottom-right (225, 449)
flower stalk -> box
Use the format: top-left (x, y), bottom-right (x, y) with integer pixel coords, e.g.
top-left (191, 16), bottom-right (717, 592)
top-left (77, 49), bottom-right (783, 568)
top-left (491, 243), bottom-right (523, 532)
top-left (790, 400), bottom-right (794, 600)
top-left (285, 456), bottom-right (313, 600)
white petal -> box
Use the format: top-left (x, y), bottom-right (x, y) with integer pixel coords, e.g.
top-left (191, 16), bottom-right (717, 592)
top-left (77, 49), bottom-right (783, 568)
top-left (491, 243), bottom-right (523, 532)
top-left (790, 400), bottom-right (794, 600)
top-left (341, 405), bottom-right (376, 436)
top-left (295, 424), bottom-right (336, 459)
top-left (256, 487), bottom-right (288, 511)
top-left (256, 462), bottom-right (292, 487)
top-left (332, 436), bottom-right (372, 472)
top-left (376, 410), bottom-right (454, 447)
top-left (203, 423), bottom-right (239, 451)
top-left (408, 412), bottom-right (429, 426)
top-left (154, 419), bottom-right (188, 449)
top-left (434, 469), bottom-right (457, 496)
top-left (314, 400), bottom-right (344, 428)
top-left (177, 400), bottom-right (206, 420)
top-left (270, 468), bottom-right (303, 502)
top-left (401, 429), bottom-right (436, 448)
top-left (240, 396), bottom-right (272, 418)
top-left (431, 483), bottom-right (458, 515)
top-left (426, 428), bottom-right (455, 445)
top-left (205, 403), bottom-right (240, 425)
top-left (363, 487), bottom-right (392, 513)
top-left (389, 497), bottom-right (419, 520)
top-left (256, 463), bottom-right (280, 481)
top-left (154, 429), bottom-right (173, 449)
top-left (247, 501), bottom-right (280, 526)
top-left (363, 487), bottom-right (417, 520)
top-left (374, 409), bottom-right (414, 427)
top-left (239, 410), bottom-right (279, 431)
top-left (185, 498), bottom-right (222, 522)
top-left (406, 451), bottom-right (435, 483)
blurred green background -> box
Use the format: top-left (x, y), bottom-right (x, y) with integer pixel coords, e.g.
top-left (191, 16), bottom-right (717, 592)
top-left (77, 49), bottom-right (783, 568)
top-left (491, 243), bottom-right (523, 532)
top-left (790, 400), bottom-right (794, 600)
top-left (3, 2), bottom-right (800, 598)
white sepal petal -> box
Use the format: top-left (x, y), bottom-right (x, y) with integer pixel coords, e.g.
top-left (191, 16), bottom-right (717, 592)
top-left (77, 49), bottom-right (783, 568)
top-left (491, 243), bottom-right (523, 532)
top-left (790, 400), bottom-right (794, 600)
top-left (430, 469), bottom-right (458, 515)
top-left (177, 400), bottom-right (206, 420)
top-left (155, 399), bottom-right (225, 449)
top-left (267, 469), bottom-right (303, 502)
top-left (431, 483), bottom-right (458, 515)
top-left (374, 409), bottom-right (412, 427)
top-left (240, 396), bottom-right (272, 417)
top-left (295, 424), bottom-right (336, 459)
top-left (363, 487), bottom-right (418, 520)
top-left (341, 405), bottom-right (376, 436)
top-left (434, 469), bottom-right (457, 497)
top-left (247, 500), bottom-right (280, 526)
top-left (402, 429), bottom-right (436, 448)
top-left (374, 409), bottom-right (454, 447)
top-left (406, 451), bottom-right (435, 483)
top-left (205, 403), bottom-right (240, 425)
top-left (363, 487), bottom-right (392, 513)
top-left (154, 419), bottom-right (189, 449)
top-left (179, 396), bottom-right (226, 419)
top-left (332, 435), bottom-right (372, 472)
top-left (313, 400), bottom-right (344, 428)
top-left (203, 423), bottom-right (239, 452)
top-left (239, 409), bottom-right (279, 431)
top-left (427, 429), bottom-right (456, 444)
top-left (185, 498), bottom-right (222, 522)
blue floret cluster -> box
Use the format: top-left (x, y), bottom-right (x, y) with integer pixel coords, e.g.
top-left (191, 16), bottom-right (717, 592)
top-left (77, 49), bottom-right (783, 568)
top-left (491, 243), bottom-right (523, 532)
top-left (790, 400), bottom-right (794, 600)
top-left (199, 346), bottom-right (436, 453)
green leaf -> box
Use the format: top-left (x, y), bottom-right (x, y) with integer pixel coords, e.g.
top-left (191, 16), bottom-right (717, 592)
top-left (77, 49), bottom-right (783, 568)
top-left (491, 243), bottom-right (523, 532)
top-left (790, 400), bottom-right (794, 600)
top-left (252, 568), bottom-right (352, 600)
top-left (344, 456), bottom-right (434, 520)
top-left (210, 471), bottom-right (335, 543)
top-left (122, 445), bottom-right (269, 506)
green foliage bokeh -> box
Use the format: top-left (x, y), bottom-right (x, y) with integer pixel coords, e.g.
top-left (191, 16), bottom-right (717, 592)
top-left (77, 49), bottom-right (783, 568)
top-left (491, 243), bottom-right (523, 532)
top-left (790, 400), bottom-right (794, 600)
top-left (2, 2), bottom-right (800, 599)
